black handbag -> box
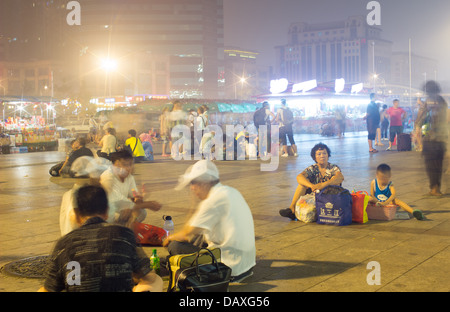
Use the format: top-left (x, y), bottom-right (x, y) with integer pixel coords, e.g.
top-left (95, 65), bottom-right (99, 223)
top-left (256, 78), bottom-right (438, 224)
top-left (174, 248), bottom-right (232, 292)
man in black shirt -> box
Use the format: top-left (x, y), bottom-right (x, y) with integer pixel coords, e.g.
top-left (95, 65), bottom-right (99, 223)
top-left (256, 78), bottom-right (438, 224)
top-left (39, 185), bottom-right (163, 292)
top-left (59, 137), bottom-right (94, 177)
top-left (365, 93), bottom-right (381, 153)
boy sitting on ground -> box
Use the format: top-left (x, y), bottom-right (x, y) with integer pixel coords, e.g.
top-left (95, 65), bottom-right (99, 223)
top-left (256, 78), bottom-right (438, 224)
top-left (370, 164), bottom-right (424, 220)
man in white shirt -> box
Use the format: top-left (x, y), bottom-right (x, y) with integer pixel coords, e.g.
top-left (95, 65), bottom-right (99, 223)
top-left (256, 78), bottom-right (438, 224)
top-left (163, 160), bottom-right (256, 282)
top-left (100, 150), bottom-right (162, 227)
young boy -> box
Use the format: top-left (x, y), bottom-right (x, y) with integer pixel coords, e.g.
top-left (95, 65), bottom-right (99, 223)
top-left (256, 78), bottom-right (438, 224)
top-left (370, 164), bottom-right (424, 220)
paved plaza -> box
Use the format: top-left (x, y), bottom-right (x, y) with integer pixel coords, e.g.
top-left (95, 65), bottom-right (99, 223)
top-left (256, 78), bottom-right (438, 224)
top-left (0, 132), bottom-right (449, 292)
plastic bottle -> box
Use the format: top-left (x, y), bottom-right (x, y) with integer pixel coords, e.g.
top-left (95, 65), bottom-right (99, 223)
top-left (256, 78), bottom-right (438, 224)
top-left (163, 215), bottom-right (174, 237)
top-left (150, 249), bottom-right (160, 275)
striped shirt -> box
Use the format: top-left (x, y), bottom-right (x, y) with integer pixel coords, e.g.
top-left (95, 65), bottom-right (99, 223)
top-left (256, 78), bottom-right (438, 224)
top-left (44, 217), bottom-right (150, 292)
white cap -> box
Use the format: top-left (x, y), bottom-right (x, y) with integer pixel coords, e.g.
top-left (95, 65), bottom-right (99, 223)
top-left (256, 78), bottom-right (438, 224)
top-left (175, 160), bottom-right (220, 191)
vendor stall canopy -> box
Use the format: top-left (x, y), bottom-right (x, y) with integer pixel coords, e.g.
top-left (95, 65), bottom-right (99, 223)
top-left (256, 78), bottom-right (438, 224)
top-left (0, 96), bottom-right (60, 104)
top-left (137, 101), bottom-right (262, 114)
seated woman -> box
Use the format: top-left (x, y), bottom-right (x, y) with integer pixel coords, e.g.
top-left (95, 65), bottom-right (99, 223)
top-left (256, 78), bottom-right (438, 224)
top-left (97, 127), bottom-right (118, 160)
top-left (279, 143), bottom-right (344, 220)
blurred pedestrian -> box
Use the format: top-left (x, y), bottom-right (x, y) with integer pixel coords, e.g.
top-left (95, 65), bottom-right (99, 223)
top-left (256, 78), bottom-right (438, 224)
top-left (365, 93), bottom-right (380, 153)
top-left (160, 107), bottom-right (170, 157)
top-left (169, 100), bottom-right (187, 157)
top-left (335, 105), bottom-right (346, 138)
top-left (201, 105), bottom-right (209, 126)
top-left (380, 104), bottom-right (389, 140)
top-left (139, 131), bottom-right (154, 161)
top-left (416, 81), bottom-right (448, 196)
top-left (276, 99), bottom-right (297, 157)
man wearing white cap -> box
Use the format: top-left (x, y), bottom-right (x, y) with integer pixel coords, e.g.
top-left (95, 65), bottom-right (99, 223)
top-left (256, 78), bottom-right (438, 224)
top-left (163, 160), bottom-right (256, 283)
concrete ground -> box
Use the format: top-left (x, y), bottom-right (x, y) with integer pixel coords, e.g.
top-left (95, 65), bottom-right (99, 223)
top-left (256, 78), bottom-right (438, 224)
top-left (0, 132), bottom-right (449, 292)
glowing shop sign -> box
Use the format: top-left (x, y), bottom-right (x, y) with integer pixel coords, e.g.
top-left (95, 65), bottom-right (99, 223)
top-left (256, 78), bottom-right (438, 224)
top-left (351, 83), bottom-right (364, 94)
top-left (270, 78), bottom-right (289, 94)
top-left (292, 79), bottom-right (317, 93)
top-left (335, 78), bottom-right (345, 93)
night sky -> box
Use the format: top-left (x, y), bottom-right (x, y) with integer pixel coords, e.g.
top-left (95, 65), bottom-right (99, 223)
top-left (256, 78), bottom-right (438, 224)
top-left (224, 0), bottom-right (450, 89)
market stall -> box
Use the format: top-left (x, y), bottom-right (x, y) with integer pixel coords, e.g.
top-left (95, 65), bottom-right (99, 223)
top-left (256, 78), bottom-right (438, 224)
top-left (257, 85), bottom-right (372, 135)
top-left (1, 96), bottom-right (62, 153)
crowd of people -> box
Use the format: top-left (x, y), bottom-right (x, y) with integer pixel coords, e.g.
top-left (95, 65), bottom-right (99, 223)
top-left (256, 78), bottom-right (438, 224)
top-left (40, 80), bottom-right (447, 292)
top-left (365, 81), bottom-right (449, 197)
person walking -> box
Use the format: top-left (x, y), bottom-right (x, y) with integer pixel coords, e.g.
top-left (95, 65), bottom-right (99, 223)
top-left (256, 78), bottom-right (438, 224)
top-left (276, 99), bottom-right (297, 157)
top-left (365, 93), bottom-right (380, 153)
top-left (380, 104), bottom-right (389, 141)
top-left (159, 107), bottom-right (170, 157)
top-left (416, 81), bottom-right (448, 196)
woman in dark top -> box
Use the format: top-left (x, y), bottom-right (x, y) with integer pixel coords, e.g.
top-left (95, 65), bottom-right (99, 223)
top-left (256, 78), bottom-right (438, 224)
top-left (279, 143), bottom-right (345, 220)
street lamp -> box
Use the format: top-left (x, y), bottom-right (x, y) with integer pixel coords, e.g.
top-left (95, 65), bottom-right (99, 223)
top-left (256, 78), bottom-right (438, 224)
top-left (100, 58), bottom-right (118, 98)
top-left (101, 58), bottom-right (118, 72)
top-left (234, 76), bottom-right (247, 100)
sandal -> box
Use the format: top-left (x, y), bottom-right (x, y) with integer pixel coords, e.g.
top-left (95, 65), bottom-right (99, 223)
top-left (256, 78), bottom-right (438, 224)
top-left (369, 149), bottom-right (378, 153)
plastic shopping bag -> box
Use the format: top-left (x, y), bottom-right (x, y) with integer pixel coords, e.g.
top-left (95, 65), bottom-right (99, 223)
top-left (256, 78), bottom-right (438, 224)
top-left (351, 191), bottom-right (370, 224)
top-left (295, 193), bottom-right (317, 223)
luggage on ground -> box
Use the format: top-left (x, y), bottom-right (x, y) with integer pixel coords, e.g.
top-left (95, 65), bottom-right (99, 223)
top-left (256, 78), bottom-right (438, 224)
top-left (397, 133), bottom-right (412, 151)
top-left (366, 203), bottom-right (397, 221)
top-left (316, 185), bottom-right (353, 226)
top-left (167, 248), bottom-right (231, 292)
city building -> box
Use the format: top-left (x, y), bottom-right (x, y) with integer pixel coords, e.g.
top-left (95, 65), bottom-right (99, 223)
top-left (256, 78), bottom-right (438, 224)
top-left (224, 47), bottom-right (272, 99)
top-left (390, 52), bottom-right (439, 92)
top-left (0, 59), bottom-right (67, 97)
top-left (0, 0), bottom-right (224, 101)
top-left (76, 0), bottom-right (224, 100)
top-left (275, 16), bottom-right (392, 86)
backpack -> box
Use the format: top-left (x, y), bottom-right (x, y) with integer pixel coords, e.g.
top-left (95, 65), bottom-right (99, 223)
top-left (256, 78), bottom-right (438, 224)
top-left (282, 108), bottom-right (294, 125)
top-left (253, 107), bottom-right (267, 128)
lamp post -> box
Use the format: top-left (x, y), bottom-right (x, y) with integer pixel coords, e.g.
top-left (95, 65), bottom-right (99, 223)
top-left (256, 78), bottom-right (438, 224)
top-left (240, 77), bottom-right (247, 100)
top-left (101, 58), bottom-right (118, 98)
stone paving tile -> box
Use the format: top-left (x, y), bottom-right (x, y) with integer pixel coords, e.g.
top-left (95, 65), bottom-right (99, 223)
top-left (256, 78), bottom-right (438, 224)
top-left (0, 133), bottom-right (449, 292)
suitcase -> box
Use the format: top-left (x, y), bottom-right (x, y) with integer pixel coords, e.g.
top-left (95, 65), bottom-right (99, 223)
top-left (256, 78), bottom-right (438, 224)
top-left (397, 133), bottom-right (411, 151)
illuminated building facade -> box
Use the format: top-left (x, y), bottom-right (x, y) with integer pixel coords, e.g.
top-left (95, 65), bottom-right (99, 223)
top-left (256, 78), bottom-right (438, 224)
top-left (275, 16), bottom-right (392, 85)
top-left (77, 0), bottom-right (224, 99)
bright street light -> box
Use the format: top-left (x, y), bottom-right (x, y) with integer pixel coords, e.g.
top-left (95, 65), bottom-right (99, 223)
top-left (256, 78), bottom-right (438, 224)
top-left (101, 58), bottom-right (118, 72)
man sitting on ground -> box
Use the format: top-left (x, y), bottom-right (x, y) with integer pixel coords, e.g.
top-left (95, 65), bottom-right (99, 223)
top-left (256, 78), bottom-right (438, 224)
top-left (163, 160), bottom-right (256, 283)
top-left (100, 150), bottom-right (162, 228)
top-left (39, 185), bottom-right (163, 292)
